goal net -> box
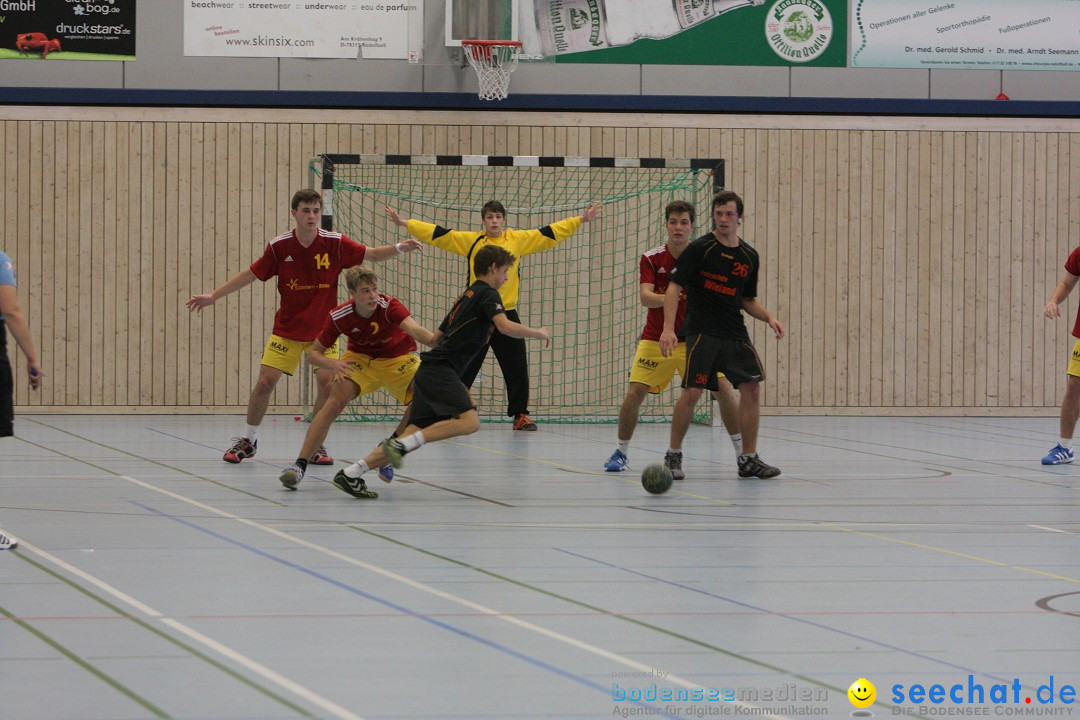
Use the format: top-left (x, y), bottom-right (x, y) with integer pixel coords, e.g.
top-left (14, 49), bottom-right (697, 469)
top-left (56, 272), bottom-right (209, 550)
top-left (308, 154), bottom-right (722, 424)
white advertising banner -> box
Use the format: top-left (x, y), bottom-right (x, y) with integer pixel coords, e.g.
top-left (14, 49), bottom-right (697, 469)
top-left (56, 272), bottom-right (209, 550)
top-left (851, 0), bottom-right (1080, 71)
top-left (184, 1), bottom-right (421, 59)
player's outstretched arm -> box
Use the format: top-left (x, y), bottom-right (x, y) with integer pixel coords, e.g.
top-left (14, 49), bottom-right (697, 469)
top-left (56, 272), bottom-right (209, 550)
top-left (364, 239), bottom-right (424, 262)
top-left (400, 316), bottom-right (438, 347)
top-left (186, 269), bottom-right (257, 313)
top-left (0, 284), bottom-right (42, 389)
top-left (493, 313), bottom-right (551, 346)
top-left (1045, 269), bottom-right (1080, 318)
top-left (385, 206), bottom-right (408, 228)
top-left (580, 202), bottom-right (602, 224)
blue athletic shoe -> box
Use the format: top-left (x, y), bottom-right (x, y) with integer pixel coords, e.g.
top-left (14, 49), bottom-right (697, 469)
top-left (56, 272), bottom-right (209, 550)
top-left (378, 465), bottom-right (394, 483)
top-left (1041, 443), bottom-right (1075, 465)
top-left (604, 449), bottom-right (629, 472)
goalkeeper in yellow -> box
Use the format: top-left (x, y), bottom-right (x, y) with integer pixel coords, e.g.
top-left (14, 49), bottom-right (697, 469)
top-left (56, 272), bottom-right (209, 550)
top-left (386, 200), bottom-right (601, 430)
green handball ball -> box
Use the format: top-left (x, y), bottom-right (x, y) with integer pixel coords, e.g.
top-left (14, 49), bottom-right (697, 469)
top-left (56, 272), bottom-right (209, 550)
top-left (641, 463), bottom-right (673, 494)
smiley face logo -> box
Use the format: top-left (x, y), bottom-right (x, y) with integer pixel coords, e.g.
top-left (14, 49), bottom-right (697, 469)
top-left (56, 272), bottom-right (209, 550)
top-left (848, 678), bottom-right (876, 708)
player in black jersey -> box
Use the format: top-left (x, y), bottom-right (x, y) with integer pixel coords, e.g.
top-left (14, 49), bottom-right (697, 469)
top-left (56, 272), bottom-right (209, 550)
top-left (660, 191), bottom-right (785, 479)
top-left (333, 245), bottom-right (551, 499)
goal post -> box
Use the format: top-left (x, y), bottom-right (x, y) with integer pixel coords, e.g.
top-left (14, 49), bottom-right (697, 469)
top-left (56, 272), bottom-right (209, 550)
top-left (306, 153), bottom-right (724, 424)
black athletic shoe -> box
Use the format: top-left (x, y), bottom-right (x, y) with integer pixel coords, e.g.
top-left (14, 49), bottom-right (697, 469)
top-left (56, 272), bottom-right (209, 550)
top-left (664, 450), bottom-right (685, 480)
top-left (738, 454), bottom-right (781, 479)
top-left (332, 469), bottom-right (378, 499)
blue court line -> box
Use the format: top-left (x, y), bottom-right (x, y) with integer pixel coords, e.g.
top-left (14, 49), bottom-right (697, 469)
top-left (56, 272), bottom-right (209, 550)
top-left (126, 499), bottom-right (679, 719)
top-left (554, 548), bottom-right (1033, 690)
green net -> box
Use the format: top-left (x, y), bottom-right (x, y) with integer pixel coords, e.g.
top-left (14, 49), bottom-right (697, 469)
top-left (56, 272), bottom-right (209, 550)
top-left (309, 157), bottom-right (718, 424)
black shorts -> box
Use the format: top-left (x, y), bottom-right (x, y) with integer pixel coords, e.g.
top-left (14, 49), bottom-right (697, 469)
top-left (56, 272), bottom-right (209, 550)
top-left (409, 360), bottom-right (476, 429)
top-left (682, 333), bottom-right (764, 390)
top-left (0, 351), bottom-right (13, 438)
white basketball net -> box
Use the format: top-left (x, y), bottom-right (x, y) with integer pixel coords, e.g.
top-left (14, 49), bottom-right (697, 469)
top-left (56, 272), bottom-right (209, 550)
top-left (463, 42), bottom-right (520, 101)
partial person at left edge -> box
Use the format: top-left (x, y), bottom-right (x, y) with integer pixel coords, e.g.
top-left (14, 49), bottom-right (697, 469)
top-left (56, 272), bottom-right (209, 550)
top-left (1, 249), bottom-right (44, 550)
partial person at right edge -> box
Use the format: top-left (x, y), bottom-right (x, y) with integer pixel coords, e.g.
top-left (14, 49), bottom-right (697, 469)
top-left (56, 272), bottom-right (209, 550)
top-left (1, 249), bottom-right (44, 550)
top-left (659, 191), bottom-right (784, 480)
top-left (1041, 247), bottom-right (1080, 465)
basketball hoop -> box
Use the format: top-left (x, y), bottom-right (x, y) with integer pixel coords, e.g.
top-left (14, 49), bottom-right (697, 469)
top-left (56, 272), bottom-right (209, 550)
top-left (461, 40), bottom-right (522, 101)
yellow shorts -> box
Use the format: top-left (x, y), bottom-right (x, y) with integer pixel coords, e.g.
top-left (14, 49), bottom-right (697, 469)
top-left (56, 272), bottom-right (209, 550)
top-left (628, 339), bottom-right (727, 394)
top-left (628, 340), bottom-right (686, 394)
top-left (1068, 339), bottom-right (1080, 377)
top-left (260, 335), bottom-right (341, 376)
top-left (343, 351), bottom-right (420, 404)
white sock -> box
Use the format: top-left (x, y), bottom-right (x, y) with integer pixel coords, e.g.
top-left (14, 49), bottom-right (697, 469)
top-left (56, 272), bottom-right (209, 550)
top-left (245, 425), bottom-right (259, 441)
top-left (730, 433), bottom-right (743, 455)
top-left (1061, 438), bottom-right (1073, 450)
top-left (667, 447), bottom-right (681, 455)
top-left (344, 460), bottom-right (369, 478)
top-left (400, 432), bottom-right (425, 453)
top-left (617, 440), bottom-right (630, 454)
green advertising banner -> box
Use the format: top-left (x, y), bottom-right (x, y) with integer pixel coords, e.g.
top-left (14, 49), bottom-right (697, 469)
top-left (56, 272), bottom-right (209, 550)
top-left (853, 0), bottom-right (1080, 71)
top-left (515, 0), bottom-right (847, 66)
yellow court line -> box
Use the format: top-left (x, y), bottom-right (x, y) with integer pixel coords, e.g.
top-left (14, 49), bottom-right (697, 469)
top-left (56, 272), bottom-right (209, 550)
top-left (442, 438), bottom-right (735, 505)
top-left (826, 524), bottom-right (1080, 584)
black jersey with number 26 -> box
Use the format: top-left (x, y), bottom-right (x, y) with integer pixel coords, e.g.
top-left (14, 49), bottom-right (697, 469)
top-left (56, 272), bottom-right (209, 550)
top-left (671, 234), bottom-right (761, 341)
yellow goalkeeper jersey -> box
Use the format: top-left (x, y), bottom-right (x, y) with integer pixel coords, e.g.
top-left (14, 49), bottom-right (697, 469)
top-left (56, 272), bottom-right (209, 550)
top-left (406, 216), bottom-right (583, 310)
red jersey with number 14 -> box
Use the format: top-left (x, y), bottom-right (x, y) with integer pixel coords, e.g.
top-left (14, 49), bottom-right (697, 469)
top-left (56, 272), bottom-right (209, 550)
top-left (249, 229), bottom-right (367, 341)
top-left (317, 295), bottom-right (417, 359)
top-left (640, 244), bottom-right (688, 341)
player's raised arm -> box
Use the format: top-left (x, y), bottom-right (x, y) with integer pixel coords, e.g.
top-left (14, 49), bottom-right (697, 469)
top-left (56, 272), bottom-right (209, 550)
top-left (384, 206), bottom-right (408, 228)
top-left (580, 202), bottom-right (602, 224)
top-left (186, 269), bottom-right (258, 312)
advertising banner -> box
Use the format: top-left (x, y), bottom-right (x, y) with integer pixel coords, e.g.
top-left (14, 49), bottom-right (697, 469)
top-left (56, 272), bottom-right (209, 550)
top-left (852, 0), bottom-right (1080, 71)
top-left (518, 0), bottom-right (847, 67)
top-left (0, 0), bottom-right (135, 61)
top-left (184, 1), bottom-right (420, 59)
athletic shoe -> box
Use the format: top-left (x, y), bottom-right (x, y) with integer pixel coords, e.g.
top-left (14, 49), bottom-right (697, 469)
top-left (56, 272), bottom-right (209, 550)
top-left (664, 450), bottom-right (685, 480)
top-left (513, 413), bottom-right (538, 431)
top-left (381, 437), bottom-right (408, 469)
top-left (738, 454), bottom-right (782, 479)
top-left (332, 469), bottom-right (378, 499)
top-left (223, 437), bottom-right (257, 464)
top-left (1041, 443), bottom-right (1075, 465)
top-left (377, 465), bottom-right (395, 483)
top-left (310, 445), bottom-right (334, 465)
top-left (0, 531), bottom-right (17, 550)
top-left (279, 464), bottom-right (304, 490)
top-left (604, 449), bottom-right (629, 472)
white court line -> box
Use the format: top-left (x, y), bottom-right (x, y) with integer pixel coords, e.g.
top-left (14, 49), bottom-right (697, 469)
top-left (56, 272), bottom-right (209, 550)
top-left (112, 474), bottom-right (784, 719)
top-left (1028, 525), bottom-right (1074, 535)
top-left (17, 537), bottom-right (367, 720)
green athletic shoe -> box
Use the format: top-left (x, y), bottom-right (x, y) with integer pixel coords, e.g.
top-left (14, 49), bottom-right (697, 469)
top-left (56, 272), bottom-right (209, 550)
top-left (381, 437), bottom-right (408, 469)
top-left (332, 469), bottom-right (378, 499)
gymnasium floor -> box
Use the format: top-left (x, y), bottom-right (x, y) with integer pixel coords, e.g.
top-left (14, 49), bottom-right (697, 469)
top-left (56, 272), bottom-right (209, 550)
top-left (1, 414), bottom-right (1078, 720)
